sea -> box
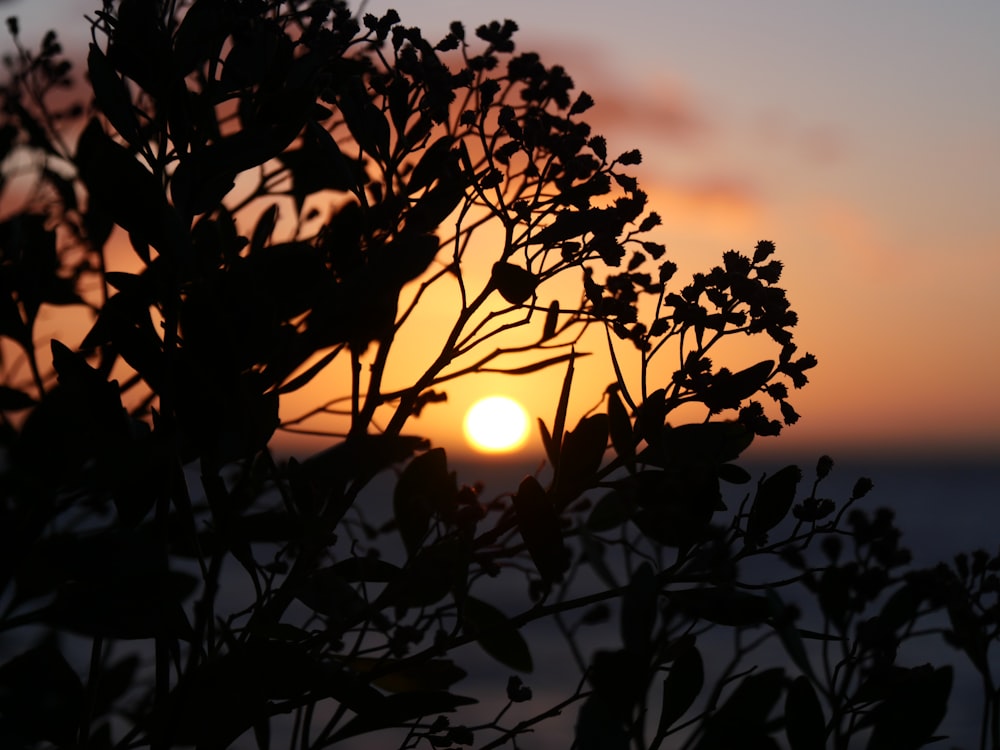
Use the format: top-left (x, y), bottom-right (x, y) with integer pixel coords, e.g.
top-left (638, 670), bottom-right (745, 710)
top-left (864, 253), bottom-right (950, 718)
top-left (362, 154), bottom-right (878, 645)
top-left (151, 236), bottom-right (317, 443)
top-left (329, 454), bottom-right (1000, 750)
top-left (2, 456), bottom-right (996, 749)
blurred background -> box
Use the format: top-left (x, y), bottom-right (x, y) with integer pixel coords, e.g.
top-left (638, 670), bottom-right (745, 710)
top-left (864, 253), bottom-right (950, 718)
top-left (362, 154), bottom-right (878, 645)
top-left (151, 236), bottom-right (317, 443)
top-left (4, 0), bottom-right (998, 462)
top-left (2, 2), bottom-right (997, 746)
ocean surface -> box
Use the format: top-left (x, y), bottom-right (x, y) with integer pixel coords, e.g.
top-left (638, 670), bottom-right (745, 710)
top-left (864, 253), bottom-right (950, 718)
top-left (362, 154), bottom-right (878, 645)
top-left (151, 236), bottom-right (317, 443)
top-left (3, 456), bottom-right (997, 748)
top-left (330, 455), bottom-right (1000, 749)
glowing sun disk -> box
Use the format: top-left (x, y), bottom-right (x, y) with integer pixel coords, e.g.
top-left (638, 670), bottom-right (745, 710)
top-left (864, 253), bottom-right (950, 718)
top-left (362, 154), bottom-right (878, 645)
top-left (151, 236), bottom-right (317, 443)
top-left (464, 396), bottom-right (529, 453)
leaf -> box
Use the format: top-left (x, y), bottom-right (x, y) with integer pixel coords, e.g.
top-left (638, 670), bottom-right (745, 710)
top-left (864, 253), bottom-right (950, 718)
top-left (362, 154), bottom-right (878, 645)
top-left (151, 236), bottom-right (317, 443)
top-left (716, 462), bottom-right (751, 484)
top-left (407, 135), bottom-right (456, 193)
top-left (552, 353), bottom-right (576, 460)
top-left (294, 568), bottom-right (366, 623)
top-left (348, 658), bottom-right (467, 693)
top-left (878, 583), bottom-right (922, 633)
top-left (575, 693), bottom-right (629, 750)
top-left (385, 540), bottom-right (466, 610)
top-left (657, 643), bottom-right (703, 734)
top-left (76, 118), bottom-right (182, 256)
top-left (621, 563), bottom-right (656, 654)
top-left (337, 80), bottom-right (391, 162)
top-left (491, 261), bottom-right (538, 304)
top-left (667, 587), bottom-right (771, 627)
top-left (767, 590), bottom-right (814, 679)
top-left (463, 596), bottom-right (533, 672)
top-left (703, 360), bottom-right (774, 412)
top-left (785, 677), bottom-right (825, 750)
top-left (746, 465), bottom-right (802, 548)
top-left (45, 571), bottom-right (195, 640)
top-left (554, 413), bottom-right (608, 502)
top-left (528, 209), bottom-right (597, 246)
top-left (0, 385), bottom-right (36, 411)
top-left (404, 172), bottom-right (466, 234)
top-left (172, 0), bottom-right (231, 75)
top-left (293, 434), bottom-right (428, 506)
top-left (630, 469), bottom-right (720, 548)
top-left (541, 300), bottom-right (560, 340)
top-left (393, 448), bottom-right (457, 554)
top-left (304, 119), bottom-right (367, 194)
top-left (88, 43), bottom-right (139, 146)
top-left (586, 648), bottom-right (649, 722)
top-left (326, 557), bottom-right (402, 584)
top-left (250, 203), bottom-right (279, 256)
top-left (512, 475), bottom-right (569, 585)
top-left (586, 490), bottom-right (633, 532)
top-left (0, 639), bottom-right (84, 747)
top-left (580, 530), bottom-right (619, 589)
top-left (697, 668), bottom-right (785, 749)
top-left (642, 421), bottom-right (753, 468)
top-left (864, 666), bottom-right (952, 750)
top-left (607, 388), bottom-right (634, 472)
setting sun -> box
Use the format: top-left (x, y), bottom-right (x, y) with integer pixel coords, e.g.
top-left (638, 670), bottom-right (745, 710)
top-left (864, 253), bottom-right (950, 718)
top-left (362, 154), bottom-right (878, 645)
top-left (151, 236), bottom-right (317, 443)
top-left (463, 396), bottom-right (530, 453)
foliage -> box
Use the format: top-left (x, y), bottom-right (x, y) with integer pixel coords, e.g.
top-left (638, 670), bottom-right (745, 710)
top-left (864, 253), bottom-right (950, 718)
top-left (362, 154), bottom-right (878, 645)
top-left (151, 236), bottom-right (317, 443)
top-left (0, 2), bottom-right (996, 749)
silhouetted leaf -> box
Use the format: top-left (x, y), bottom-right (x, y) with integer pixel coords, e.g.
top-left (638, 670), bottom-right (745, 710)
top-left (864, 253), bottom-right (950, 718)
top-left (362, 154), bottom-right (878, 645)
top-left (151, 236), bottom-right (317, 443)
top-left (172, 0), bottom-right (231, 75)
top-left (631, 469), bottom-right (720, 548)
top-left (491, 261), bottom-right (538, 304)
top-left (586, 648), bottom-right (649, 724)
top-left (657, 643), bottom-right (703, 734)
top-left (878, 583), bottom-right (922, 633)
top-left (295, 567), bottom-right (367, 623)
top-left (512, 475), bottom-right (569, 585)
top-left (528, 210), bottom-right (596, 246)
top-left (785, 676), bottom-right (825, 750)
top-left (0, 640), bottom-right (84, 747)
top-left (77, 118), bottom-right (182, 256)
top-left (641, 421), bottom-right (753, 469)
top-left (668, 587), bottom-right (771, 627)
top-left (555, 413), bottom-right (608, 502)
top-left (45, 571), bottom-right (195, 640)
top-left (607, 388), bottom-right (634, 472)
top-left (586, 490), bottom-right (633, 532)
top-left (575, 693), bottom-right (629, 750)
top-left (767, 591), bottom-right (814, 679)
top-left (250, 203), bottom-right (279, 256)
top-left (327, 557), bottom-right (402, 584)
top-left (349, 657), bottom-right (467, 693)
top-left (621, 563), bottom-right (656, 654)
top-left (463, 596), bottom-right (533, 672)
top-left (746, 465), bottom-right (802, 548)
top-left (0, 385), bottom-right (36, 411)
top-left (88, 43), bottom-right (139, 145)
top-left (337, 80), bottom-right (391, 162)
top-left (407, 135), bottom-right (456, 193)
top-left (394, 448), bottom-right (457, 554)
top-left (697, 668), bottom-right (785, 749)
top-left (863, 666), bottom-right (952, 750)
top-left (717, 462), bottom-right (751, 484)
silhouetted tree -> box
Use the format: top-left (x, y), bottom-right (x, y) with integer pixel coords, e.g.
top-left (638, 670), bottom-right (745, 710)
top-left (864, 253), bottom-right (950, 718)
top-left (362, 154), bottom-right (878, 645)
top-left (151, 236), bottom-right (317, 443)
top-left (0, 2), bottom-right (996, 749)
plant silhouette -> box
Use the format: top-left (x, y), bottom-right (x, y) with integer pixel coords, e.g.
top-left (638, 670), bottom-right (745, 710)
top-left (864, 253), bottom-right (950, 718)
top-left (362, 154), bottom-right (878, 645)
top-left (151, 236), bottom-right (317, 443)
top-left (0, 2), bottom-right (997, 749)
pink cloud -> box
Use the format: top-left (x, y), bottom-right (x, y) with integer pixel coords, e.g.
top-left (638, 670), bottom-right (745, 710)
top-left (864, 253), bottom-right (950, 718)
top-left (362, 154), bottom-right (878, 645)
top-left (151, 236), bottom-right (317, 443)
top-left (515, 39), bottom-right (712, 143)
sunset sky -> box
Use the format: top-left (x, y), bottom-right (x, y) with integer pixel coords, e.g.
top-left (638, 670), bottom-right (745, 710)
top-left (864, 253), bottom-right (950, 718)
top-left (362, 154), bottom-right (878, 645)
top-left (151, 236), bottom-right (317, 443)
top-left (4, 1), bottom-right (998, 461)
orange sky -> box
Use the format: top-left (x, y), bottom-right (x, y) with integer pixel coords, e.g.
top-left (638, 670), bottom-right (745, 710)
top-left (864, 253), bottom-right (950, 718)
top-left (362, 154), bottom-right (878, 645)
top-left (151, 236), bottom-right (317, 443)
top-left (4, 1), bottom-right (998, 462)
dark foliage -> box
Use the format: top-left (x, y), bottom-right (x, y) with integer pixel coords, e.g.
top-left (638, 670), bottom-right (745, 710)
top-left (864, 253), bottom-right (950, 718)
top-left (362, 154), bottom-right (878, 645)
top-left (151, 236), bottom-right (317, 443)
top-left (0, 2), bottom-right (996, 749)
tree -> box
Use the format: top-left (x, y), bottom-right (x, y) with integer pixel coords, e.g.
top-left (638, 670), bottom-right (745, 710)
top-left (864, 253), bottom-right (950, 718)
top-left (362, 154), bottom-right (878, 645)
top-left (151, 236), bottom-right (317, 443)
top-left (0, 2), bottom-right (996, 748)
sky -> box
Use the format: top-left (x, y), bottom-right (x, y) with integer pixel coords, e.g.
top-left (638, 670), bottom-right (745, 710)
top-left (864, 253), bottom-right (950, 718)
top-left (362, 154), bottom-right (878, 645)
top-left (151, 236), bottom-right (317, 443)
top-left (3, 0), bottom-right (998, 462)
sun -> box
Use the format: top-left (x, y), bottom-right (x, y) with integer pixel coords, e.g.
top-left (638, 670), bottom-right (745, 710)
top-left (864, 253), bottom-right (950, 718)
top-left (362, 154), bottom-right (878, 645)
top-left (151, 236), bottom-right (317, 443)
top-left (463, 396), bottom-right (530, 453)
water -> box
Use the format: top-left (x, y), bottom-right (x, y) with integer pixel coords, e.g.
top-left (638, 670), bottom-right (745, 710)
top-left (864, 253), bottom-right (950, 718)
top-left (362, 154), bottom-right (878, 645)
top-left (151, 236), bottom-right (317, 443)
top-left (2, 457), bottom-right (996, 748)
top-left (423, 455), bottom-right (1000, 750)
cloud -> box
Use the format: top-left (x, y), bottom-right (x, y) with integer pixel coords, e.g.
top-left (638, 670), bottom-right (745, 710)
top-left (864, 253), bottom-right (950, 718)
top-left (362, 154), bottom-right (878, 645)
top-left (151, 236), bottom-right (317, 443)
top-left (751, 111), bottom-right (848, 165)
top-left (517, 38), bottom-right (712, 143)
